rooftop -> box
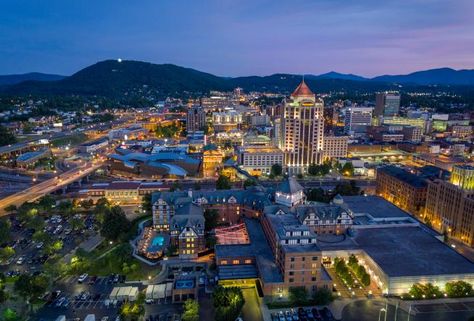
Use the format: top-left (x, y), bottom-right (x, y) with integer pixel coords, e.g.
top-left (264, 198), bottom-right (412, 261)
top-left (354, 227), bottom-right (474, 277)
top-left (377, 166), bottom-right (427, 188)
top-left (277, 177), bottom-right (304, 194)
top-left (291, 80), bottom-right (314, 97)
top-left (341, 195), bottom-right (411, 219)
top-left (215, 218), bottom-right (283, 283)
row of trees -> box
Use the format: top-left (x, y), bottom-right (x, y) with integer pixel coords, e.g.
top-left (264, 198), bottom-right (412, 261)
top-left (407, 281), bottom-right (473, 300)
top-left (347, 255), bottom-right (370, 287)
top-left (212, 286), bottom-right (245, 321)
top-left (334, 258), bottom-right (355, 287)
top-left (268, 160), bottom-right (355, 179)
top-left (307, 181), bottom-right (362, 203)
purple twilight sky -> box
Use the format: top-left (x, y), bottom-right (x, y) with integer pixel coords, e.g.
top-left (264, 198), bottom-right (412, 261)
top-left (1, 0), bottom-right (473, 77)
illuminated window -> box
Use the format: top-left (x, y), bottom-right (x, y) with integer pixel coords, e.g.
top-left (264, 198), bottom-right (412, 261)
top-left (232, 260), bottom-right (240, 265)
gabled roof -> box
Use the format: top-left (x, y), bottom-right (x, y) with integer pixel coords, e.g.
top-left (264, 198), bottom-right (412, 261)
top-left (277, 177), bottom-right (304, 194)
top-left (295, 204), bottom-right (348, 221)
top-left (291, 80), bottom-right (314, 97)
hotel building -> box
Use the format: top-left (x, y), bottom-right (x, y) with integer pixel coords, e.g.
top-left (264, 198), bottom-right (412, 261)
top-left (283, 81), bottom-right (324, 174)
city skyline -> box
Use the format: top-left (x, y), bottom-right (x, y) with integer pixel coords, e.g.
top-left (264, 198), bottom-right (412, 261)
top-left (1, 0), bottom-right (474, 76)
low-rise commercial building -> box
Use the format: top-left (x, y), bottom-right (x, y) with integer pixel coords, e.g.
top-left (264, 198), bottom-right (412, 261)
top-left (237, 145), bottom-right (284, 175)
top-left (79, 138), bottom-right (109, 154)
top-left (318, 196), bottom-right (474, 295)
top-left (323, 135), bottom-right (349, 160)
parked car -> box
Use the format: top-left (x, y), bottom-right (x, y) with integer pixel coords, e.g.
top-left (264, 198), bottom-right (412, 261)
top-left (78, 273), bottom-right (88, 283)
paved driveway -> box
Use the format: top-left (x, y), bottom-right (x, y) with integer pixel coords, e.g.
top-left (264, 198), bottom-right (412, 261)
top-left (241, 287), bottom-right (263, 321)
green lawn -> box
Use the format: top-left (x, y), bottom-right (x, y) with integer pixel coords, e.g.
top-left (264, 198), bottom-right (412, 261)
top-left (51, 133), bottom-right (88, 147)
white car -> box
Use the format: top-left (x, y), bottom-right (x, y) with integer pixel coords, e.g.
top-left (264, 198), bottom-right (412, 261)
top-left (16, 257), bottom-right (24, 265)
top-left (78, 273), bottom-right (88, 283)
top-left (36, 242), bottom-right (44, 249)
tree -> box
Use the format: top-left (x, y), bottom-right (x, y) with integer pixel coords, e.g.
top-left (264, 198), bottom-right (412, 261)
top-left (308, 163), bottom-right (319, 176)
top-left (141, 194), bottom-right (152, 215)
top-left (445, 280), bottom-right (473, 298)
top-left (4, 205), bottom-right (17, 213)
top-left (216, 174), bottom-right (231, 190)
top-left (0, 247), bottom-right (15, 263)
top-left (94, 197), bottom-right (111, 224)
top-left (14, 274), bottom-right (48, 304)
top-left (213, 286), bottom-right (245, 321)
top-left (306, 188), bottom-right (331, 203)
top-left (243, 179), bottom-right (257, 189)
top-left (341, 162), bottom-right (354, 176)
top-left (58, 200), bottom-right (75, 216)
top-left (0, 125), bottom-right (16, 147)
top-left (38, 195), bottom-right (55, 211)
top-left (204, 209), bottom-right (219, 232)
top-left (348, 254), bottom-right (358, 267)
top-left (70, 216), bottom-right (85, 231)
top-left (313, 288), bottom-right (334, 305)
top-left (100, 206), bottom-right (132, 242)
top-left (289, 286), bottom-right (308, 306)
top-left (2, 308), bottom-right (18, 321)
top-left (32, 230), bottom-right (51, 244)
top-left (182, 299), bottom-right (199, 321)
top-left (408, 283), bottom-right (442, 299)
top-left (335, 181), bottom-right (360, 196)
top-left (79, 199), bottom-right (94, 210)
top-left (270, 163), bottom-right (282, 177)
top-left (0, 219), bottom-right (11, 244)
top-left (25, 215), bottom-right (45, 231)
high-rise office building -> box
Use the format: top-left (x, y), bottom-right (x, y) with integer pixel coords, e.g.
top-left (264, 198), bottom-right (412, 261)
top-left (283, 80), bottom-right (324, 174)
top-left (344, 107), bottom-right (373, 133)
top-left (375, 92), bottom-right (400, 117)
top-left (186, 105), bottom-right (206, 133)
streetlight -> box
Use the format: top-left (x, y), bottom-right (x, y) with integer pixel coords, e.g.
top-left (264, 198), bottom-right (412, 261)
top-left (378, 308), bottom-right (387, 321)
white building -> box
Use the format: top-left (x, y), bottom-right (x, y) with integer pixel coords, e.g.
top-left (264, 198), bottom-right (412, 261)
top-left (237, 145), bottom-right (284, 175)
top-left (275, 177), bottom-right (305, 207)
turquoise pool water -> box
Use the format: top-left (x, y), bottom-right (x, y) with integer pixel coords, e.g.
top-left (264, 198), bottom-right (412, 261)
top-left (175, 279), bottom-right (195, 289)
top-left (148, 235), bottom-right (165, 252)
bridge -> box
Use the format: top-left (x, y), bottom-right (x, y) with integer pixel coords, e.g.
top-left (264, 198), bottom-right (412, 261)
top-left (0, 161), bottom-right (104, 216)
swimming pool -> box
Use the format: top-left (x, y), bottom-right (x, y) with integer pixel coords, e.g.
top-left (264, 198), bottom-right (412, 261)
top-left (147, 235), bottom-right (165, 252)
top-left (175, 279), bottom-right (195, 289)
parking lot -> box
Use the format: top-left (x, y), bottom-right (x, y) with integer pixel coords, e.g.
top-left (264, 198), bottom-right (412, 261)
top-left (270, 306), bottom-right (336, 321)
top-left (0, 213), bottom-right (95, 276)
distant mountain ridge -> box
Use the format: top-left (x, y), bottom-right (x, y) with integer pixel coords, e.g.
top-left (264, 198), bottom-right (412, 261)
top-left (371, 68), bottom-right (474, 85)
top-left (0, 72), bottom-right (65, 86)
top-left (1, 60), bottom-right (473, 98)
